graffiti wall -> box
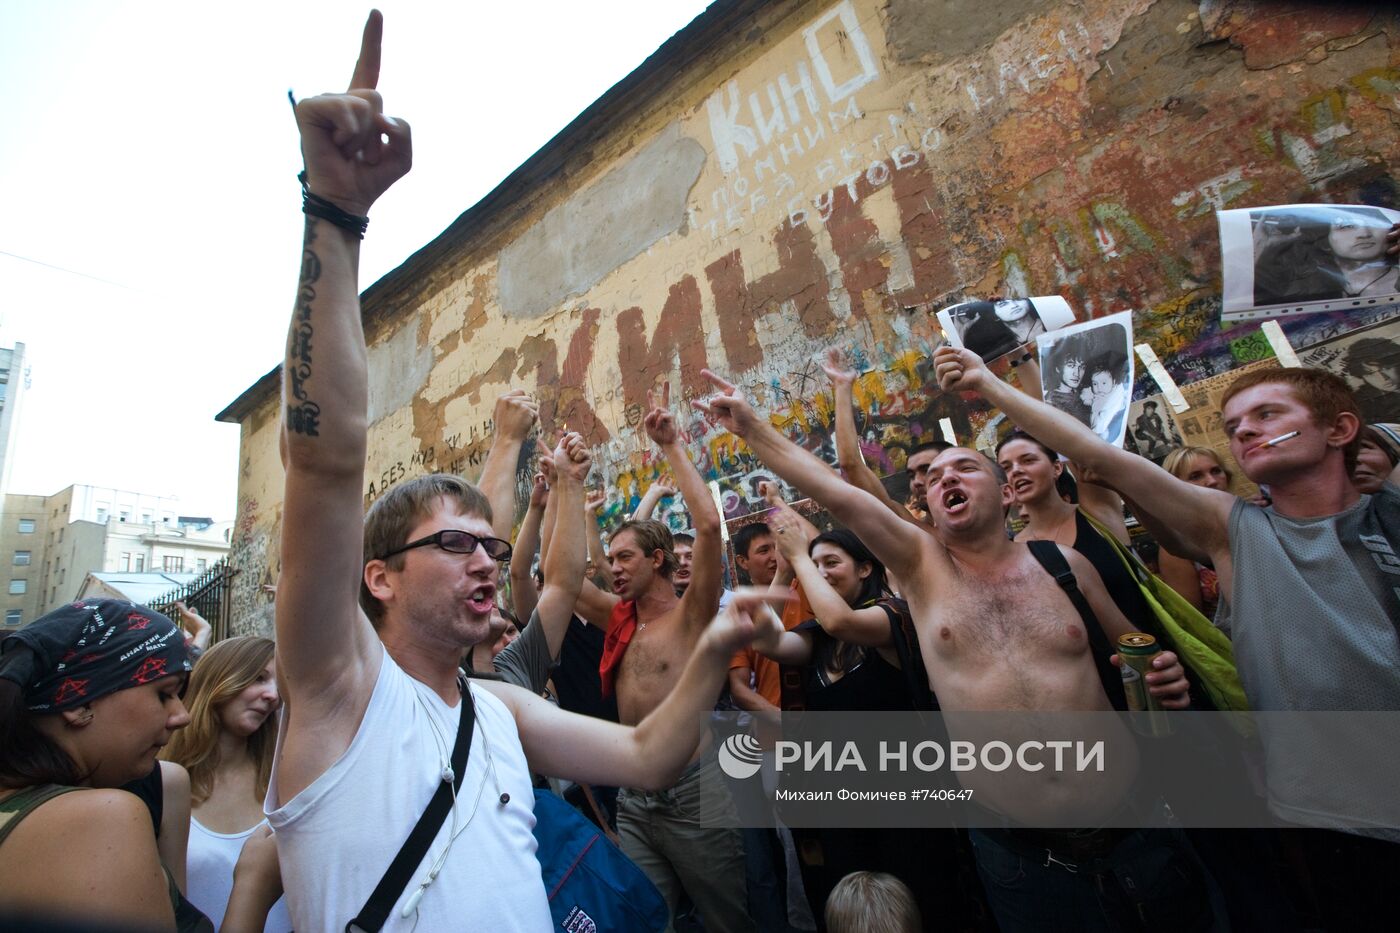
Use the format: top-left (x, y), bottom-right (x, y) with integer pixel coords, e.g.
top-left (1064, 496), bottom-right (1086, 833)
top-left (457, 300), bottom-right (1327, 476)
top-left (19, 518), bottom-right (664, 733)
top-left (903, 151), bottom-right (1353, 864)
top-left (224, 0), bottom-right (1400, 635)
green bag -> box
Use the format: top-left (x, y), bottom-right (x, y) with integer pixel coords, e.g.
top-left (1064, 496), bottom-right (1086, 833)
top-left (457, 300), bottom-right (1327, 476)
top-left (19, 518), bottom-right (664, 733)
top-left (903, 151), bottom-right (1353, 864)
top-left (1080, 510), bottom-right (1251, 719)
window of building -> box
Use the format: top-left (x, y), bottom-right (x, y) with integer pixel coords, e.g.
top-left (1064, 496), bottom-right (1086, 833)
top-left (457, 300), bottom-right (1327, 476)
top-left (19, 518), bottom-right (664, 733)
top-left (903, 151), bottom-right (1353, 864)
top-left (17, 519), bottom-right (34, 534)
top-left (4, 610), bottom-right (20, 626)
top-left (8, 580), bottom-right (26, 595)
top-left (141, 512), bottom-right (152, 524)
top-left (119, 510), bottom-right (129, 522)
top-left (196, 559), bottom-right (207, 573)
top-left (96, 508), bottom-right (108, 523)
top-left (57, 527), bottom-right (63, 542)
top-left (163, 556), bottom-right (184, 573)
top-left (13, 551), bottom-right (30, 566)
top-left (134, 555), bottom-right (145, 571)
top-left (120, 553), bottom-right (131, 572)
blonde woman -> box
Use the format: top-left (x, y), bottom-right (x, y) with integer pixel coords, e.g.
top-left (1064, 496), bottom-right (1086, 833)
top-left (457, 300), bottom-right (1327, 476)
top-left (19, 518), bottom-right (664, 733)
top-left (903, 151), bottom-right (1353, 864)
top-left (1158, 446), bottom-right (1235, 620)
top-left (162, 637), bottom-right (290, 931)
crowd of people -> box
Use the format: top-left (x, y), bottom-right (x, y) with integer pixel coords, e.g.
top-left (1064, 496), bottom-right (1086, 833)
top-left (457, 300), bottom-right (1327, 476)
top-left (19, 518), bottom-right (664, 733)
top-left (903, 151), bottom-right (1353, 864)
top-left (2, 13), bottom-right (1398, 933)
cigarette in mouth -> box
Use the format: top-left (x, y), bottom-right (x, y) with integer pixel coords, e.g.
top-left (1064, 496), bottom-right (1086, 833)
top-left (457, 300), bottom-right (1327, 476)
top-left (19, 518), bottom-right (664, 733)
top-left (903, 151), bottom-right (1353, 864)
top-left (1259, 430), bottom-right (1300, 448)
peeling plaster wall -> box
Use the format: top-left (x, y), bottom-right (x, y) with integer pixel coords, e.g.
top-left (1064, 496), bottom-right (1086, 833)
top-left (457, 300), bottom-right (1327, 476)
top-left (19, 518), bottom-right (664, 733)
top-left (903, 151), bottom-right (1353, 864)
top-left (226, 0), bottom-right (1400, 635)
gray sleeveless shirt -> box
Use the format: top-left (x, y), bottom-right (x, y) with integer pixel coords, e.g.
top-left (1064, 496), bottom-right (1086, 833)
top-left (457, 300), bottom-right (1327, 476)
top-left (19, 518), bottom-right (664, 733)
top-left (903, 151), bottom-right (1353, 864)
top-left (1224, 486), bottom-right (1400, 835)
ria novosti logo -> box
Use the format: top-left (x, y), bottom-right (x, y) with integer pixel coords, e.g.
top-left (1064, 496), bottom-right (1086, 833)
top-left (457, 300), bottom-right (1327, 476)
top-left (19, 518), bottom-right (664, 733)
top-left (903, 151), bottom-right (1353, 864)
top-left (718, 733), bottom-right (765, 779)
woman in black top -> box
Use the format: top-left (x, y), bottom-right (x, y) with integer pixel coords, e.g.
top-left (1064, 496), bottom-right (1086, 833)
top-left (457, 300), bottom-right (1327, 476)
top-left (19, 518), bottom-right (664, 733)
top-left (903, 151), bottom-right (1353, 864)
top-left (753, 517), bottom-right (981, 929)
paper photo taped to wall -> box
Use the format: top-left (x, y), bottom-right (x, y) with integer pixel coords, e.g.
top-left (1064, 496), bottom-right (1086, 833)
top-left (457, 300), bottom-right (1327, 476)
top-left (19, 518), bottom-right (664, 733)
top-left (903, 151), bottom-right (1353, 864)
top-left (1218, 203), bottom-right (1400, 322)
top-left (1296, 316), bottom-right (1400, 425)
top-left (937, 296), bottom-right (1076, 363)
top-left (1123, 394), bottom-right (1185, 463)
top-left (1037, 311), bottom-right (1134, 447)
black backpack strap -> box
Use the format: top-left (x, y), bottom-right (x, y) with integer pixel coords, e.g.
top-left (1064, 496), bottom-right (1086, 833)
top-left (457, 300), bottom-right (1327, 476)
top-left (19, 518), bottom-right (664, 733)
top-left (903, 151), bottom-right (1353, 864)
top-left (877, 598), bottom-right (936, 712)
top-left (1027, 540), bottom-right (1101, 632)
top-left (347, 678), bottom-right (476, 933)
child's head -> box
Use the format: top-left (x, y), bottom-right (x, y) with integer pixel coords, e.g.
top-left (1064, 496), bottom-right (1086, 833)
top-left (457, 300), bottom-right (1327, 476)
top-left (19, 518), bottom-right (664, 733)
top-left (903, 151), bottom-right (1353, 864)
top-left (825, 871), bottom-right (921, 933)
top-left (1092, 368), bottom-right (1115, 398)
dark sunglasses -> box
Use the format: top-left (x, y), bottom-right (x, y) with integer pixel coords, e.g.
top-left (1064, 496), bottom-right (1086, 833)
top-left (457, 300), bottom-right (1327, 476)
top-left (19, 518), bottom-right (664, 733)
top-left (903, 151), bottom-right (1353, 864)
top-left (379, 529), bottom-right (513, 562)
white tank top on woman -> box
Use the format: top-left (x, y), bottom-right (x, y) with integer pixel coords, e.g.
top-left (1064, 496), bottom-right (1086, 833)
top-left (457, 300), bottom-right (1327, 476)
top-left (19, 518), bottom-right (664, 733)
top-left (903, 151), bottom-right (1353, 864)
top-left (187, 817), bottom-right (293, 931)
top-left (266, 646), bottom-right (549, 931)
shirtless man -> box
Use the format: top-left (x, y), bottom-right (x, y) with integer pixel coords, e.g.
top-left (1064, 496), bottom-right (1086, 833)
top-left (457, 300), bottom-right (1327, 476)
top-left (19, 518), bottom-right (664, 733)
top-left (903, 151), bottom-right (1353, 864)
top-left (269, 17), bottom-right (769, 930)
top-left (693, 369), bottom-right (1212, 931)
top-left (573, 383), bottom-right (752, 932)
top-left (935, 341), bottom-right (1400, 927)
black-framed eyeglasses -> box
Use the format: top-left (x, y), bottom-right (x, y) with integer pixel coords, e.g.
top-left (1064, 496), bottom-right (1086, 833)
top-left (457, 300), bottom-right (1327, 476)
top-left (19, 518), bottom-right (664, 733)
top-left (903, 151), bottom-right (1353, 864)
top-left (379, 529), bottom-right (513, 562)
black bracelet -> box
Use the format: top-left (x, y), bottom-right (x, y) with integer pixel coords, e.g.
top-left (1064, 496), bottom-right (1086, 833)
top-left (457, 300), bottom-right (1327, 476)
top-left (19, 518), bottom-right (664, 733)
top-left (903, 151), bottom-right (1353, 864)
top-left (298, 171), bottom-right (369, 239)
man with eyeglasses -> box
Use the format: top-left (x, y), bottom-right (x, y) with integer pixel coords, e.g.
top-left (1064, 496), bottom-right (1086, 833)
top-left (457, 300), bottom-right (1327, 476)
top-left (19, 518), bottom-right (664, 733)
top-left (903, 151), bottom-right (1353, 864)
top-left (266, 16), bottom-right (775, 931)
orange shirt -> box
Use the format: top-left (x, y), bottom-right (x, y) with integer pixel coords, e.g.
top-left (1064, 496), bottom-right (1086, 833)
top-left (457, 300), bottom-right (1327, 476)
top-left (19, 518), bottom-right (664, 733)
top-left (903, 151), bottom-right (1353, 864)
top-left (729, 580), bottom-right (814, 707)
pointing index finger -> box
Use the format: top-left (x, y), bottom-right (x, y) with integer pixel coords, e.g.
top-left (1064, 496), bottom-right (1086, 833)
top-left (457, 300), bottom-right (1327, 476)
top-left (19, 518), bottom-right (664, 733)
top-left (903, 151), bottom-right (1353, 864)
top-left (349, 10), bottom-right (383, 91)
top-left (700, 368), bottom-right (737, 393)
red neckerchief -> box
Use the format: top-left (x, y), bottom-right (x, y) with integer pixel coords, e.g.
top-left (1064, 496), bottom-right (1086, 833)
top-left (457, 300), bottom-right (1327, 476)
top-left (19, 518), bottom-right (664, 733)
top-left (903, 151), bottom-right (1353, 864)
top-left (598, 599), bottom-right (638, 699)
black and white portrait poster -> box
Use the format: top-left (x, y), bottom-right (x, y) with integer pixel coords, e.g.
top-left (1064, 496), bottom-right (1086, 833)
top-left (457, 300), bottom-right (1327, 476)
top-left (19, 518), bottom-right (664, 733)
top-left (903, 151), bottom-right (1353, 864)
top-left (1218, 203), bottom-right (1400, 321)
top-left (1037, 311), bottom-right (1134, 448)
top-left (1296, 316), bottom-right (1400, 424)
top-left (937, 296), bottom-right (1076, 363)
top-left (1123, 394), bottom-right (1185, 463)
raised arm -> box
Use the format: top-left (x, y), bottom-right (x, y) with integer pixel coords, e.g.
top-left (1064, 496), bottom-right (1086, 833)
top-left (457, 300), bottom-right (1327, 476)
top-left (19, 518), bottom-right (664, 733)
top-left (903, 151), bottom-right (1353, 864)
top-left (490, 589), bottom-right (789, 789)
top-left (935, 348), bottom-right (1234, 563)
top-left (509, 470), bottom-right (548, 623)
top-left (534, 433), bottom-right (590, 661)
top-left (630, 475), bottom-right (675, 520)
top-left (173, 602), bottom-right (212, 654)
top-left (478, 390), bottom-right (539, 541)
top-left (277, 13), bottom-right (410, 718)
top-left (694, 370), bottom-right (928, 581)
top-left (768, 499), bottom-right (892, 648)
top-left (821, 348), bottom-right (913, 521)
top-left (584, 489), bottom-right (616, 591)
top-left (646, 384), bottom-right (722, 629)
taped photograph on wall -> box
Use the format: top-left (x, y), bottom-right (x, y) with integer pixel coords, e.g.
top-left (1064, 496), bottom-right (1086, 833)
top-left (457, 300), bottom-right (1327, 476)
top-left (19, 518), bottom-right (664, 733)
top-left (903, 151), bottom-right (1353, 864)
top-left (1123, 394), bottom-right (1185, 463)
top-left (1296, 316), bottom-right (1400, 425)
top-left (1218, 203), bottom-right (1400, 321)
top-left (937, 296), bottom-right (1076, 363)
top-left (1037, 311), bottom-right (1134, 447)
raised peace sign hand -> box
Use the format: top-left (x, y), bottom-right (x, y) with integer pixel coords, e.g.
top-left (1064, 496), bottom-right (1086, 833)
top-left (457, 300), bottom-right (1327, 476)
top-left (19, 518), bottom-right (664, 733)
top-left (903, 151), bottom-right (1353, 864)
top-left (643, 382), bottom-right (678, 447)
top-left (293, 11), bottom-right (412, 217)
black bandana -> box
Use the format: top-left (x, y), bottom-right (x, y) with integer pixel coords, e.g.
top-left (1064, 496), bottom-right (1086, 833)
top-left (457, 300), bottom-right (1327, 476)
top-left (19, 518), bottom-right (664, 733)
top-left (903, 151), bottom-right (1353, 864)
top-left (0, 599), bottom-right (192, 712)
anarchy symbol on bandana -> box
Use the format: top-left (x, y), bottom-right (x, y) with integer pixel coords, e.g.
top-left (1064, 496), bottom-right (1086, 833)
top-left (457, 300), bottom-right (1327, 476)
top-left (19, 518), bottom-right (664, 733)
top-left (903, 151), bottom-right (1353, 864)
top-left (54, 677), bottom-right (90, 705)
top-left (130, 657), bottom-right (168, 684)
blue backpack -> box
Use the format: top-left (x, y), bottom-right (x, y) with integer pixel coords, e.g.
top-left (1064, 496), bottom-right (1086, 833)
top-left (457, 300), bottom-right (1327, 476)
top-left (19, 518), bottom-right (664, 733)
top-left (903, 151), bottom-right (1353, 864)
top-left (533, 788), bottom-right (669, 932)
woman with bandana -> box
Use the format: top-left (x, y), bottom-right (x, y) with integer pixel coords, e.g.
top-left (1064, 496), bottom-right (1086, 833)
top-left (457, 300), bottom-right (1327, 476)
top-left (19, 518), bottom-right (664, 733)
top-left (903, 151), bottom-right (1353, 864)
top-left (0, 599), bottom-right (279, 931)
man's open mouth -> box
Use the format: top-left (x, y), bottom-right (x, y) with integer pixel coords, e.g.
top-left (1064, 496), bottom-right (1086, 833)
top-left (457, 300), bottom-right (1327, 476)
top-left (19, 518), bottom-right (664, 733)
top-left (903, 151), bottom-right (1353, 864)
top-left (467, 586), bottom-right (495, 612)
top-left (942, 490), bottom-right (969, 512)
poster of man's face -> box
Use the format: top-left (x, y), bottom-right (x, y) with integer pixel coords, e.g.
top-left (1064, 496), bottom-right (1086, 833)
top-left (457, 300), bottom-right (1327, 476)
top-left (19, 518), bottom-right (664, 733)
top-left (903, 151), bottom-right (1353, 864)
top-left (1217, 203), bottom-right (1400, 321)
top-left (1036, 311), bottom-right (1135, 448)
top-left (937, 295), bottom-right (1076, 363)
top-left (1296, 316), bottom-right (1400, 424)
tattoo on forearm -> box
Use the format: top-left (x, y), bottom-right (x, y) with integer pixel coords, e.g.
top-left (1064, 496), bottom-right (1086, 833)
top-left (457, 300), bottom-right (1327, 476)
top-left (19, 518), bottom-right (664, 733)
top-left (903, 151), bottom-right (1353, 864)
top-left (287, 219), bottom-right (323, 436)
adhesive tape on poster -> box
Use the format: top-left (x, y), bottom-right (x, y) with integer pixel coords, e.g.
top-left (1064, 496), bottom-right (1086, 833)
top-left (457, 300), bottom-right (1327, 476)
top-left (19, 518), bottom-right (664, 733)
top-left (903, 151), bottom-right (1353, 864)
top-left (1260, 321), bottom-right (1301, 368)
top-left (1134, 344), bottom-right (1190, 413)
top-left (940, 418), bottom-right (957, 445)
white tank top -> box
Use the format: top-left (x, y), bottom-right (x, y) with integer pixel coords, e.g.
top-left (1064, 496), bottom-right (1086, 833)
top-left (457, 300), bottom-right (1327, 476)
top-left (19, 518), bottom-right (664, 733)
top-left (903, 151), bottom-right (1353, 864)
top-left (186, 817), bottom-right (293, 931)
top-left (266, 648), bottom-right (550, 931)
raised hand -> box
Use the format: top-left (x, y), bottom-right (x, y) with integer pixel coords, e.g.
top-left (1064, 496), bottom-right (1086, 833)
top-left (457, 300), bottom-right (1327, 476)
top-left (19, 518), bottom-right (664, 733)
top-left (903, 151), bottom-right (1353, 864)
top-left (763, 484), bottom-right (811, 561)
top-left (585, 490), bottom-right (608, 514)
top-left (529, 471), bottom-right (550, 509)
top-left (934, 346), bottom-right (988, 393)
top-left (538, 452), bottom-right (557, 488)
top-left (692, 369), bottom-right (762, 437)
top-left (293, 11), bottom-right (412, 216)
top-left (555, 431), bottom-right (592, 482)
top-left (643, 382), bottom-right (678, 446)
top-left (820, 347), bottom-right (858, 388)
top-left (494, 390), bottom-right (539, 442)
top-left (702, 587), bottom-right (795, 657)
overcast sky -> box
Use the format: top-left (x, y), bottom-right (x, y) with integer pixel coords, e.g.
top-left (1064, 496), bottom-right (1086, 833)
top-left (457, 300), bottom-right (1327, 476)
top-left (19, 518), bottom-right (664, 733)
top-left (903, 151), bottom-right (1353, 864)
top-left (1, 0), bottom-right (712, 519)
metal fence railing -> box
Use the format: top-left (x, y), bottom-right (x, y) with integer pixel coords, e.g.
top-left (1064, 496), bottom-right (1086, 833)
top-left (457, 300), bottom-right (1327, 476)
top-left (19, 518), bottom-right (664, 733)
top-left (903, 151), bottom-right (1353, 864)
top-left (149, 558), bottom-right (239, 644)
